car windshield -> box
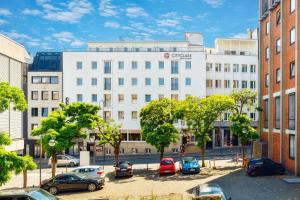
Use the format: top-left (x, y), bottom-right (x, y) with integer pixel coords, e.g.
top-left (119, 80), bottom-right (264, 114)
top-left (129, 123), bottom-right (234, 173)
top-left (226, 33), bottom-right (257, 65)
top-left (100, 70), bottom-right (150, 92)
top-left (199, 187), bottom-right (226, 200)
top-left (30, 189), bottom-right (59, 200)
top-left (161, 160), bottom-right (173, 165)
top-left (118, 162), bottom-right (129, 167)
top-left (73, 173), bottom-right (87, 179)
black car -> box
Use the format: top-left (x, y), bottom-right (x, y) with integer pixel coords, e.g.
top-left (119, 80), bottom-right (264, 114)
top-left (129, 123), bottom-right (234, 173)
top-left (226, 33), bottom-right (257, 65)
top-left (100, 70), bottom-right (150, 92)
top-left (41, 172), bottom-right (103, 195)
top-left (0, 188), bottom-right (58, 200)
top-left (115, 161), bottom-right (133, 178)
top-left (246, 158), bottom-right (285, 177)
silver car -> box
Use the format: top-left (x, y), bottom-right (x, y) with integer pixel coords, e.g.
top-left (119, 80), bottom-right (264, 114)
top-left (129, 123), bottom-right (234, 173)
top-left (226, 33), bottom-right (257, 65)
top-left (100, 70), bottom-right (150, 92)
top-left (48, 155), bottom-right (80, 167)
top-left (71, 166), bottom-right (105, 184)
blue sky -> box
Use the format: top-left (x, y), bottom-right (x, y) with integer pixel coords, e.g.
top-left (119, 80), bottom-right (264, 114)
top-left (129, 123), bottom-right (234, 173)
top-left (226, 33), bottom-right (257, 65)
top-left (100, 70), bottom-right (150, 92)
top-left (0, 0), bottom-right (258, 54)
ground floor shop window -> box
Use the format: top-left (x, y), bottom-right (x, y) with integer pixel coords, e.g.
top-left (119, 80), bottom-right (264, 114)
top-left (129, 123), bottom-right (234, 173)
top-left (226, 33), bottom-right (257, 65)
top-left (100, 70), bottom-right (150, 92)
top-left (129, 133), bottom-right (140, 141)
top-left (289, 135), bottom-right (295, 159)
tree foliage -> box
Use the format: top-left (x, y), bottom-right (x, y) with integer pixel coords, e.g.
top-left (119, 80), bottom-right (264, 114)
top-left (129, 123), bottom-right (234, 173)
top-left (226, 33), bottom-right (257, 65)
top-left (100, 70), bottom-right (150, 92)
top-left (182, 95), bottom-right (234, 167)
top-left (140, 98), bottom-right (179, 159)
top-left (0, 82), bottom-right (27, 112)
top-left (32, 102), bottom-right (100, 177)
top-left (230, 89), bottom-right (257, 114)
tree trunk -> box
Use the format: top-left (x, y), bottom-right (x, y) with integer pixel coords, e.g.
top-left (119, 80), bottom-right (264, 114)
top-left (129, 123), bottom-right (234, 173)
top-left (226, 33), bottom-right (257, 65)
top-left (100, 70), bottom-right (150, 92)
top-left (160, 146), bottom-right (164, 160)
top-left (114, 146), bottom-right (120, 166)
top-left (23, 170), bottom-right (27, 188)
top-left (201, 147), bottom-right (206, 167)
top-left (51, 155), bottom-right (57, 178)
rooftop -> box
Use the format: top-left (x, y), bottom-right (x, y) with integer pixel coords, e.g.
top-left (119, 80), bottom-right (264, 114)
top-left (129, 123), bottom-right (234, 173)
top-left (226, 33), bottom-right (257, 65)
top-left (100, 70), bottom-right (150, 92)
top-left (29, 52), bottom-right (62, 72)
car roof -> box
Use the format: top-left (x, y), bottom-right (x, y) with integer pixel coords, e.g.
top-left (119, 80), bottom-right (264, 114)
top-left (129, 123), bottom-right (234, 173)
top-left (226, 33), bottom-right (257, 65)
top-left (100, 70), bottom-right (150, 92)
top-left (0, 187), bottom-right (42, 197)
top-left (73, 165), bottom-right (102, 170)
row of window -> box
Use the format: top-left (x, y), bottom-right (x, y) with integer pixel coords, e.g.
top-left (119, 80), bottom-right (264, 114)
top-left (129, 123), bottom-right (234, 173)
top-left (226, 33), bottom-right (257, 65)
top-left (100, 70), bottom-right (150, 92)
top-left (76, 60), bottom-right (191, 73)
top-left (32, 76), bottom-right (59, 84)
top-left (103, 147), bottom-right (179, 155)
top-left (31, 107), bottom-right (58, 117)
top-left (91, 46), bottom-right (180, 53)
top-left (206, 80), bottom-right (256, 89)
top-left (31, 91), bottom-right (60, 100)
top-left (264, 62), bottom-right (295, 87)
top-left (206, 63), bottom-right (256, 73)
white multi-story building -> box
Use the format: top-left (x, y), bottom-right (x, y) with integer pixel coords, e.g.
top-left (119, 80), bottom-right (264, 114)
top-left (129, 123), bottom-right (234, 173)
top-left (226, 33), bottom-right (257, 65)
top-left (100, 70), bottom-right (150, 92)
top-left (0, 34), bottom-right (30, 153)
top-left (63, 33), bottom-right (206, 155)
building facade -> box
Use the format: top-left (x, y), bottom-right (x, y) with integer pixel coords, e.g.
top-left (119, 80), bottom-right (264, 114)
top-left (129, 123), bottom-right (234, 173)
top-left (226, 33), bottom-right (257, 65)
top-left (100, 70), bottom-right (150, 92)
top-left (0, 34), bottom-right (30, 153)
top-left (259, 0), bottom-right (298, 174)
top-left (26, 52), bottom-right (63, 157)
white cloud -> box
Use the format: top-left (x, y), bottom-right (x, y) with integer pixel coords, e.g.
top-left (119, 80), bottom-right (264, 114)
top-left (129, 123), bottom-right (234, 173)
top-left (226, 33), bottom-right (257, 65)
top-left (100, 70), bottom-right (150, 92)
top-left (104, 21), bottom-right (120, 28)
top-left (203, 0), bottom-right (224, 8)
top-left (22, 8), bottom-right (42, 16)
top-left (126, 6), bottom-right (148, 18)
top-left (99, 0), bottom-right (118, 17)
top-left (205, 27), bottom-right (221, 32)
top-left (70, 39), bottom-right (85, 47)
top-left (157, 12), bottom-right (192, 28)
top-left (197, 13), bottom-right (208, 19)
top-left (0, 19), bottom-right (7, 25)
top-left (161, 12), bottom-right (192, 21)
top-left (52, 31), bottom-right (85, 47)
top-left (0, 8), bottom-right (12, 16)
top-left (231, 33), bottom-right (248, 39)
top-left (157, 19), bottom-right (180, 27)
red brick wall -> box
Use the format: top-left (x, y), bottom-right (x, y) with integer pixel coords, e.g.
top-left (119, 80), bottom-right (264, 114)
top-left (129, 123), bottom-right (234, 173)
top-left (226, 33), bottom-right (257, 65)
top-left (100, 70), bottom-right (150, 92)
top-left (261, 132), bottom-right (269, 142)
top-left (284, 134), bottom-right (295, 172)
top-left (272, 133), bottom-right (281, 163)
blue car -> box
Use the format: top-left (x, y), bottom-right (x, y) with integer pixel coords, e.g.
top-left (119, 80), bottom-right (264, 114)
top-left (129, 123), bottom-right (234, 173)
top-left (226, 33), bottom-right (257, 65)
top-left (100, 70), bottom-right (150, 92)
top-left (179, 157), bottom-right (200, 174)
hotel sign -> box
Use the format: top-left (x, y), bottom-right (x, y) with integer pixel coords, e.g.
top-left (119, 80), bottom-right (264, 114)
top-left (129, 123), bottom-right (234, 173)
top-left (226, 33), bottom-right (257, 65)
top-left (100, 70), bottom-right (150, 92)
top-left (164, 53), bottom-right (192, 59)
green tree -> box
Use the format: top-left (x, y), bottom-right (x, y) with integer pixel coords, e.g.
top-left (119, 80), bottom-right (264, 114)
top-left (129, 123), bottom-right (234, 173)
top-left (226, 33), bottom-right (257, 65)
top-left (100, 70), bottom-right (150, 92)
top-left (0, 82), bottom-right (27, 112)
top-left (140, 98), bottom-right (179, 159)
top-left (16, 155), bottom-right (37, 188)
top-left (183, 95), bottom-right (234, 167)
top-left (32, 102), bottom-right (100, 178)
top-left (95, 119), bottom-right (122, 166)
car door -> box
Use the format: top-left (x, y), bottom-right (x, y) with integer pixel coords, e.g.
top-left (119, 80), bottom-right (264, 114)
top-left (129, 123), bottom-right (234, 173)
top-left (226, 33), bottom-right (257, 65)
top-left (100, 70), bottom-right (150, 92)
top-left (263, 159), bottom-right (274, 175)
top-left (69, 174), bottom-right (86, 190)
top-left (54, 174), bottom-right (71, 190)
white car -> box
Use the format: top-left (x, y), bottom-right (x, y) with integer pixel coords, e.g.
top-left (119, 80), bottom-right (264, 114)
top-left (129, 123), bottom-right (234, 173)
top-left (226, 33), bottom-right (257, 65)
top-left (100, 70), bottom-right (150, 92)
top-left (71, 166), bottom-right (105, 184)
top-left (48, 155), bottom-right (80, 167)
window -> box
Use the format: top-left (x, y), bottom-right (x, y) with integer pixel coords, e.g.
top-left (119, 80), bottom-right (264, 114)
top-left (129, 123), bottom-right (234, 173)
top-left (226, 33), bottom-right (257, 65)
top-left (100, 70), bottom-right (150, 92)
top-left (250, 113), bottom-right (256, 121)
top-left (233, 80), bottom-right (239, 88)
top-left (206, 63), bottom-right (213, 72)
top-left (275, 97), bottom-right (280, 129)
top-left (91, 94), bottom-right (97, 102)
top-left (290, 27), bottom-right (295, 45)
top-left (206, 80), bottom-right (213, 88)
top-left (42, 91), bottom-right (48, 100)
top-left (290, 61), bottom-right (295, 79)
top-left (215, 80), bottom-right (221, 88)
top-left (145, 78), bottom-right (151, 86)
top-left (289, 93), bottom-right (295, 130)
top-left (92, 61), bottom-right (97, 69)
top-left (104, 78), bottom-right (111, 90)
top-left (145, 94), bottom-right (151, 102)
top-left (185, 61), bottom-right (191, 69)
top-left (215, 63), bottom-right (221, 72)
top-left (266, 47), bottom-right (270, 60)
top-left (118, 94), bottom-right (124, 103)
top-left (276, 68), bottom-right (281, 83)
top-left (264, 99), bottom-right (269, 128)
top-left (159, 61), bottom-right (164, 69)
top-left (91, 78), bottom-right (97, 86)
top-left (118, 78), bottom-right (124, 86)
top-left (265, 74), bottom-right (270, 87)
top-left (250, 65), bottom-right (256, 73)
top-left (131, 78), bottom-right (138, 86)
top-left (76, 61), bottom-right (82, 69)
top-left (118, 111), bottom-right (124, 120)
top-left (131, 94), bottom-right (138, 103)
top-left (224, 64), bottom-right (230, 72)
top-left (185, 78), bottom-right (191, 86)
top-left (147, 48), bottom-right (152, 52)
top-left (77, 94), bottom-right (83, 102)
top-left (32, 91), bottom-right (38, 100)
top-left (250, 81), bottom-right (256, 89)
top-left (276, 38), bottom-right (281, 53)
top-left (31, 124), bottom-right (38, 130)
top-left (104, 94), bottom-right (111, 107)
top-left (291, 0), bottom-right (296, 13)
top-left (145, 148), bottom-right (151, 154)
top-left (224, 113), bottom-right (230, 121)
top-left (171, 78), bottom-right (179, 90)
top-left (132, 61), bottom-right (138, 69)
top-left (276, 10), bottom-right (281, 25)
top-left (52, 91), bottom-right (59, 100)
top-left (104, 61), bottom-right (111, 74)
top-left (32, 76), bottom-right (41, 84)
top-left (52, 107), bottom-right (59, 112)
top-left (145, 61), bottom-right (151, 69)
top-left (242, 81), bottom-right (247, 88)
top-left (241, 64), bottom-right (247, 72)
top-left (49, 76), bottom-right (58, 84)
top-left (76, 78), bottom-right (83, 86)
top-left (132, 148), bottom-right (138, 154)
top-left (104, 111), bottom-right (111, 121)
top-left (41, 76), bottom-right (50, 84)
top-left (118, 61), bottom-right (124, 70)
top-left (266, 21), bottom-right (270, 35)
top-left (158, 78), bottom-right (164, 86)
top-left (42, 107), bottom-right (48, 117)
top-left (132, 111), bottom-right (138, 120)
top-left (171, 94), bottom-right (179, 101)
top-left (224, 80), bottom-right (230, 88)
top-left (171, 61), bottom-right (179, 74)
top-left (159, 48), bottom-right (164, 52)
top-left (158, 94), bottom-right (164, 100)
top-left (233, 64), bottom-right (239, 72)
top-left (289, 135), bottom-right (295, 159)
top-left (31, 108), bottom-right (38, 117)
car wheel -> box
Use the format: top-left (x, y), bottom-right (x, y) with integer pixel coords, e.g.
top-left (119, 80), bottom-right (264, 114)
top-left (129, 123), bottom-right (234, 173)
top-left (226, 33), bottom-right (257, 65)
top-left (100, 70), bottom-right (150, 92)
top-left (49, 186), bottom-right (58, 195)
top-left (69, 162), bottom-right (75, 167)
top-left (87, 183), bottom-right (97, 192)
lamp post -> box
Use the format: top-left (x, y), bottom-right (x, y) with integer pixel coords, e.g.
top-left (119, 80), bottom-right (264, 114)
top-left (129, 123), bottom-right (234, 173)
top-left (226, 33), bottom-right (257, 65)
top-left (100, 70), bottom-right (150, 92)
top-left (98, 99), bottom-right (105, 169)
top-left (39, 138), bottom-right (56, 186)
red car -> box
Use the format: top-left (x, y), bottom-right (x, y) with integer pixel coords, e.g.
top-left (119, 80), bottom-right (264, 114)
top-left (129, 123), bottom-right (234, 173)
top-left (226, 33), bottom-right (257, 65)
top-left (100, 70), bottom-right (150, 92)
top-left (159, 158), bottom-right (176, 175)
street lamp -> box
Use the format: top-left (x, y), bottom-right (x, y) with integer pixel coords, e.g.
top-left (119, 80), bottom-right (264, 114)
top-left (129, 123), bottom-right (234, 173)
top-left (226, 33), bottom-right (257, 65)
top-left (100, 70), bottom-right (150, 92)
top-left (39, 138), bottom-right (56, 186)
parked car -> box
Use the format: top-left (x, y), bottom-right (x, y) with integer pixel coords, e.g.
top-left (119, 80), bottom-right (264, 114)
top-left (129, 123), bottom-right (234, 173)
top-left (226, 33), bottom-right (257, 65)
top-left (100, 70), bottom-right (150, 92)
top-left (246, 158), bottom-right (285, 177)
top-left (48, 154), bottom-right (80, 167)
top-left (41, 172), bottom-right (103, 195)
top-left (179, 157), bottom-right (200, 174)
top-left (188, 183), bottom-right (231, 200)
top-left (159, 158), bottom-right (176, 175)
top-left (72, 166), bottom-right (105, 183)
top-left (115, 161), bottom-right (133, 178)
top-left (0, 187), bottom-right (59, 200)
